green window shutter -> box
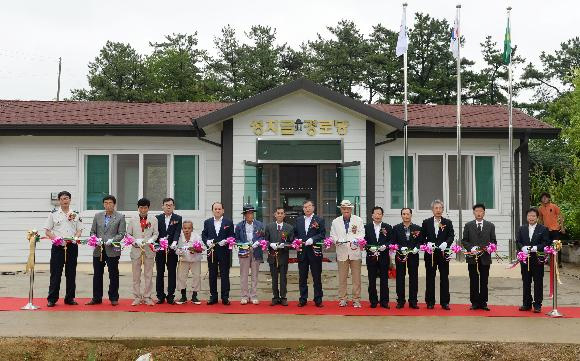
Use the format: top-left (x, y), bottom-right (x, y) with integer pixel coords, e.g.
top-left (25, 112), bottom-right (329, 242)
top-left (174, 155), bottom-right (199, 210)
top-left (390, 156), bottom-right (414, 209)
top-left (85, 155), bottom-right (109, 210)
top-left (475, 156), bottom-right (495, 209)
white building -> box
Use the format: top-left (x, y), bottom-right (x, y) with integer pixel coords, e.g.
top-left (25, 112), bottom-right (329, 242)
top-left (0, 79), bottom-right (559, 263)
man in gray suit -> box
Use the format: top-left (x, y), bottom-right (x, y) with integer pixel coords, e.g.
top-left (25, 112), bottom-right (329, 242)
top-left (461, 203), bottom-right (496, 311)
top-left (264, 207), bottom-right (294, 306)
top-left (86, 195), bottom-right (126, 306)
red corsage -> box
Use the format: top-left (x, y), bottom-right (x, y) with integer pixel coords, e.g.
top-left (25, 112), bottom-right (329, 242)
top-left (310, 221), bottom-right (319, 230)
top-left (439, 223), bottom-right (447, 231)
top-left (67, 212), bottom-right (77, 221)
top-left (381, 228), bottom-right (388, 236)
top-left (281, 232), bottom-right (287, 241)
top-left (411, 230), bottom-right (421, 239)
top-left (351, 225), bottom-right (358, 234)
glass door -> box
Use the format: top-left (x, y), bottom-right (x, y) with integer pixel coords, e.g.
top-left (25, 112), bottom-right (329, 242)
top-left (337, 161), bottom-right (361, 216)
top-left (243, 161), bottom-right (262, 220)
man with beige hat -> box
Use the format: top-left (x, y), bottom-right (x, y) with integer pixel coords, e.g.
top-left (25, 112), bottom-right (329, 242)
top-left (330, 200), bottom-right (365, 308)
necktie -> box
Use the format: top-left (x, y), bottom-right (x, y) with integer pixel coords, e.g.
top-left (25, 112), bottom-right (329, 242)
top-left (277, 224), bottom-right (282, 231)
top-left (478, 223), bottom-right (482, 232)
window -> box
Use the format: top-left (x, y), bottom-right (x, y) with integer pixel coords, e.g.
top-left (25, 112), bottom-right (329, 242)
top-left (387, 153), bottom-right (496, 210)
top-left (84, 153), bottom-right (200, 212)
top-left (85, 155), bottom-right (109, 210)
top-left (390, 156), bottom-right (414, 209)
top-left (418, 155), bottom-right (444, 210)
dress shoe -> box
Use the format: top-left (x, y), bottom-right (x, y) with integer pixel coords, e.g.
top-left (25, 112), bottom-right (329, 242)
top-left (222, 299), bottom-right (231, 305)
top-left (370, 302), bottom-right (378, 309)
top-left (166, 299), bottom-right (176, 305)
top-left (533, 307), bottom-right (542, 313)
top-left (280, 299), bottom-right (288, 306)
top-left (396, 303), bottom-right (404, 309)
top-left (481, 306), bottom-right (491, 311)
top-left (519, 305), bottom-right (532, 311)
top-left (441, 304), bottom-right (451, 310)
top-left (47, 301), bottom-right (56, 307)
top-left (64, 300), bottom-right (78, 306)
top-left (85, 299), bottom-right (102, 305)
top-left (470, 304), bottom-right (479, 310)
top-left (156, 299), bottom-right (165, 305)
top-left (270, 299), bottom-right (280, 306)
top-left (315, 301), bottom-right (323, 308)
top-left (409, 303), bottom-right (419, 309)
top-left (380, 303), bottom-right (390, 309)
top-left (207, 299), bottom-right (218, 305)
top-left (427, 304), bottom-right (435, 310)
top-left (111, 300), bottom-right (119, 306)
top-left (298, 300), bottom-right (307, 307)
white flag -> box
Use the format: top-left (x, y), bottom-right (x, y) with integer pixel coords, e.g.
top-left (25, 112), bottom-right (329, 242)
top-left (395, 8), bottom-right (408, 57)
top-left (449, 15), bottom-right (460, 58)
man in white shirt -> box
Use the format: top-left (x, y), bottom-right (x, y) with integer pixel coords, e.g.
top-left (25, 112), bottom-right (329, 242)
top-left (331, 200), bottom-right (365, 308)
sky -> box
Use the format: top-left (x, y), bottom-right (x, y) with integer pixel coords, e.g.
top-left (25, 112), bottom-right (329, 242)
top-left (0, 0), bottom-right (578, 101)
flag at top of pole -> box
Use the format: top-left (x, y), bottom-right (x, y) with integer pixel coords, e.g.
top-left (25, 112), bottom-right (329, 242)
top-left (449, 13), bottom-right (460, 58)
top-left (396, 4), bottom-right (409, 57)
top-left (502, 16), bottom-right (512, 64)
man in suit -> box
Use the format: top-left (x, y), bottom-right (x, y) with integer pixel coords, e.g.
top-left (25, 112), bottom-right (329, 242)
top-left (422, 199), bottom-right (455, 310)
top-left (517, 207), bottom-right (551, 313)
top-left (126, 198), bottom-right (159, 306)
top-left (87, 195), bottom-right (126, 306)
top-left (202, 201), bottom-right (235, 305)
top-left (234, 204), bottom-right (265, 305)
top-left (264, 206), bottom-right (294, 306)
top-left (461, 203), bottom-right (496, 311)
top-left (331, 199), bottom-right (365, 308)
top-left (392, 208), bottom-right (422, 309)
top-left (295, 199), bottom-right (326, 307)
top-left (155, 197), bottom-right (182, 304)
top-left (44, 191), bottom-right (83, 307)
top-left (364, 206), bottom-right (393, 309)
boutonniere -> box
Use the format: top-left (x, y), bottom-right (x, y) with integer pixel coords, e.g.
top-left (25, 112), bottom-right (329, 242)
top-left (351, 225), bottom-right (358, 234)
top-left (223, 225), bottom-right (230, 230)
top-left (67, 212), bottom-right (77, 221)
top-left (439, 223), bottom-right (447, 231)
top-left (170, 220), bottom-right (178, 226)
top-left (281, 232), bottom-right (287, 241)
top-left (255, 229), bottom-right (264, 237)
top-left (146, 222), bottom-right (151, 229)
top-left (310, 221), bottom-right (319, 230)
top-left (412, 230), bottom-right (421, 239)
top-left (381, 228), bottom-right (388, 236)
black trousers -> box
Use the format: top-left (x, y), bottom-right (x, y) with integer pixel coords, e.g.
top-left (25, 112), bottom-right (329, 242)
top-left (298, 250), bottom-right (323, 303)
top-left (47, 244), bottom-right (78, 303)
top-left (208, 250), bottom-right (231, 301)
top-left (92, 253), bottom-right (119, 302)
top-left (367, 253), bottom-right (389, 304)
top-left (521, 257), bottom-right (544, 308)
top-left (549, 230), bottom-right (562, 266)
top-left (424, 250), bottom-right (450, 305)
top-left (396, 253), bottom-right (419, 304)
top-left (269, 262), bottom-right (289, 300)
top-left (155, 251), bottom-right (178, 301)
top-left (468, 261), bottom-right (490, 307)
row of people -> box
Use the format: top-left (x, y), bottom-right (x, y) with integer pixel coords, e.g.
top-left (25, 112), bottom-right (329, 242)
top-left (44, 192), bottom-right (551, 313)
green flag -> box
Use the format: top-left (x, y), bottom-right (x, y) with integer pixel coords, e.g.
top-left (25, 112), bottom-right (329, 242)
top-left (502, 18), bottom-right (511, 65)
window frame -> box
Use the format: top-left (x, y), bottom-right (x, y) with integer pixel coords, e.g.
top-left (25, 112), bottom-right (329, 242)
top-left (384, 151), bottom-right (500, 214)
top-left (78, 149), bottom-right (205, 216)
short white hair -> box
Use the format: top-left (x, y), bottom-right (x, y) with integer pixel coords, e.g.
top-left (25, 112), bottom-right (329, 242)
top-left (431, 200), bottom-right (444, 209)
top-left (182, 220), bottom-right (194, 228)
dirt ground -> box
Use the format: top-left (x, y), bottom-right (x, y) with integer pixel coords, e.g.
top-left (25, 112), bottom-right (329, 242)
top-left (1, 339), bottom-right (579, 361)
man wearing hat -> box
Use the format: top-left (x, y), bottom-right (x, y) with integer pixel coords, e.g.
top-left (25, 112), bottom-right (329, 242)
top-left (330, 200), bottom-right (366, 308)
top-left (234, 204), bottom-right (265, 305)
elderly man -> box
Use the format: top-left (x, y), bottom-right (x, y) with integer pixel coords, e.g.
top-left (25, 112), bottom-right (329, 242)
top-left (234, 204), bottom-right (265, 305)
top-left (331, 200), bottom-right (365, 308)
top-left (422, 200), bottom-right (455, 310)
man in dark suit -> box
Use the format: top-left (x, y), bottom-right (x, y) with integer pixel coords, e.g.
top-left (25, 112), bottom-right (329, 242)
top-left (364, 206), bottom-right (393, 309)
top-left (155, 197), bottom-right (182, 304)
top-left (202, 201), bottom-right (235, 305)
top-left (516, 207), bottom-right (551, 313)
top-left (264, 206), bottom-right (294, 306)
top-left (392, 207), bottom-right (422, 309)
top-left (422, 199), bottom-right (455, 310)
top-left (295, 200), bottom-right (326, 307)
top-left (86, 195), bottom-right (126, 306)
top-left (461, 203), bottom-right (497, 311)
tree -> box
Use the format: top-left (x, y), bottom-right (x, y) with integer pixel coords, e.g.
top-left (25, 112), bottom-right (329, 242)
top-left (364, 24), bottom-right (402, 104)
top-left (207, 25), bottom-right (245, 101)
top-left (71, 41), bottom-right (150, 101)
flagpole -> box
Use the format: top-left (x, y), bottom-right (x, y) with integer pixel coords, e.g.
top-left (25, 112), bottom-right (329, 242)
top-left (403, 2), bottom-right (409, 209)
top-left (507, 6), bottom-right (515, 260)
top-left (455, 4), bottom-right (463, 252)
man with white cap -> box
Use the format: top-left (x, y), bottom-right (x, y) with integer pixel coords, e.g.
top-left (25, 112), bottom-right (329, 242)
top-left (330, 200), bottom-right (365, 308)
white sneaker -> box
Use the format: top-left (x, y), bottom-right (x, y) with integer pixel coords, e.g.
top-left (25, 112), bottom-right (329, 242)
top-left (353, 301), bottom-right (362, 308)
top-left (339, 300), bottom-right (348, 307)
top-left (252, 299), bottom-right (260, 305)
top-left (131, 299), bottom-right (141, 306)
top-left (240, 299), bottom-right (248, 305)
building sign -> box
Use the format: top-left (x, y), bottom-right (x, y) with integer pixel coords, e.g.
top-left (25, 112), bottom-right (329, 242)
top-left (250, 119), bottom-right (349, 136)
